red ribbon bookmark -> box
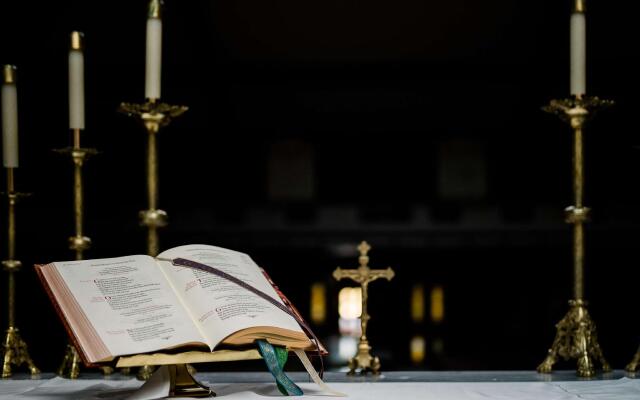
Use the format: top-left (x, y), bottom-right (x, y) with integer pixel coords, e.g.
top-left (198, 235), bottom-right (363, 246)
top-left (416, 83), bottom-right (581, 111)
top-left (159, 257), bottom-right (325, 378)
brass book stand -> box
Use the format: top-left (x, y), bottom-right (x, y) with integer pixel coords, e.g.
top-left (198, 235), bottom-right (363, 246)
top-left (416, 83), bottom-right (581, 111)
top-left (115, 349), bottom-right (261, 398)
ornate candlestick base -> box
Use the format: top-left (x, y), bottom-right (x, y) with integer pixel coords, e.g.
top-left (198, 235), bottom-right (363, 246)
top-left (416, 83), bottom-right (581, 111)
top-left (626, 346), bottom-right (640, 372)
top-left (537, 300), bottom-right (610, 377)
top-left (2, 326), bottom-right (40, 378)
top-left (348, 337), bottom-right (380, 375)
top-left (137, 365), bottom-right (156, 380)
top-left (58, 344), bottom-right (81, 379)
top-left (57, 344), bottom-right (114, 378)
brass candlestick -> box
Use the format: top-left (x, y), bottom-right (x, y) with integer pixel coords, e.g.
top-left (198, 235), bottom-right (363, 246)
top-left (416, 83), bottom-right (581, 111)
top-left (333, 241), bottom-right (394, 375)
top-left (1, 168), bottom-right (39, 378)
top-left (536, 96), bottom-right (612, 377)
top-left (627, 347), bottom-right (640, 372)
top-left (118, 100), bottom-right (187, 380)
top-left (54, 128), bottom-right (110, 379)
top-left (118, 100), bottom-right (187, 257)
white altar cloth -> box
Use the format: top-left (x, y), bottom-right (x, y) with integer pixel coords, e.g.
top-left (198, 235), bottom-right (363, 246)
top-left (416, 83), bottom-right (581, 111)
top-left (0, 375), bottom-right (639, 400)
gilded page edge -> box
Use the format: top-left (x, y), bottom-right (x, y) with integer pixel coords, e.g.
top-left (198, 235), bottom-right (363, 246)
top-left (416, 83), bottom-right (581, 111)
top-left (116, 349), bottom-right (261, 368)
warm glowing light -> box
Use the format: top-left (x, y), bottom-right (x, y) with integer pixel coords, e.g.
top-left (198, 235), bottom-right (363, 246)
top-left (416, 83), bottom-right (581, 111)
top-left (411, 284), bottom-right (425, 323)
top-left (430, 286), bottom-right (445, 324)
top-left (338, 287), bottom-right (362, 319)
top-left (410, 335), bottom-right (426, 364)
top-left (310, 282), bottom-right (326, 324)
top-left (338, 336), bottom-right (358, 361)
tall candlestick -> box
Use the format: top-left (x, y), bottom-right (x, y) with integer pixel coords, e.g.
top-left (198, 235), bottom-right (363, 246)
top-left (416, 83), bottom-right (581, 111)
top-left (570, 0), bottom-right (586, 96)
top-left (1, 168), bottom-right (39, 377)
top-left (2, 65), bottom-right (19, 168)
top-left (537, 97), bottom-right (613, 377)
top-left (145, 0), bottom-right (163, 101)
top-left (69, 31), bottom-right (85, 130)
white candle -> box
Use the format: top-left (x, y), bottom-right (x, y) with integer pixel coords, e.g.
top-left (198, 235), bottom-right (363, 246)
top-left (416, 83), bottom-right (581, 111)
top-left (145, 5), bottom-right (162, 101)
top-left (69, 31), bottom-right (85, 130)
top-left (570, 11), bottom-right (586, 96)
top-left (2, 65), bottom-right (19, 168)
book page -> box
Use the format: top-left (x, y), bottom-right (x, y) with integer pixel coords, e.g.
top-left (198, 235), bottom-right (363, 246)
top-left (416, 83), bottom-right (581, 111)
top-left (53, 255), bottom-right (207, 358)
top-left (157, 244), bottom-right (304, 349)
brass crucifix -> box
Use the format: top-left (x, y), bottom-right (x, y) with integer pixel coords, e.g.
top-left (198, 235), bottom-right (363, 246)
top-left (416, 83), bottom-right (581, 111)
top-left (333, 241), bottom-right (395, 374)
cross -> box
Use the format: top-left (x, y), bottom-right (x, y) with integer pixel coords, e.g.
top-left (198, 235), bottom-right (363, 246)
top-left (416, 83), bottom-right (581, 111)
top-left (333, 241), bottom-right (394, 374)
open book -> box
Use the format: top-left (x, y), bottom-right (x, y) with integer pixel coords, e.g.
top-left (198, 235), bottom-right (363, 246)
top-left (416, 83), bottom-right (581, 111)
top-left (36, 244), bottom-right (316, 365)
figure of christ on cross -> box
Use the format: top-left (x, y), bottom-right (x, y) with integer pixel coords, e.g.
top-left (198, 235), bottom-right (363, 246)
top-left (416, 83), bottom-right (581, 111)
top-left (333, 241), bottom-right (395, 375)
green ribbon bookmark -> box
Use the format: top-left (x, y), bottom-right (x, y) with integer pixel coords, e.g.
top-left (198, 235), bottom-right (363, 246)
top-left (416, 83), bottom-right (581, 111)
top-left (257, 339), bottom-right (303, 396)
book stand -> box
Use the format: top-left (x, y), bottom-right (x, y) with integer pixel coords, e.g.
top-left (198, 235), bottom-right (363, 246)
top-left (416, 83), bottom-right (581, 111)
top-left (115, 349), bottom-right (261, 398)
top-left (167, 364), bottom-right (212, 398)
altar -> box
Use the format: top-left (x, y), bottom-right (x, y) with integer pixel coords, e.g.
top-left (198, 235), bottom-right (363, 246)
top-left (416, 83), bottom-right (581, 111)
top-left (0, 371), bottom-right (638, 399)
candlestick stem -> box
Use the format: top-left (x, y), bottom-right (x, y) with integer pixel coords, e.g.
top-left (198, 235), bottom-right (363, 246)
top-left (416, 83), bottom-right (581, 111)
top-left (7, 269), bottom-right (14, 329)
top-left (147, 126), bottom-right (158, 211)
top-left (54, 132), bottom-right (100, 378)
top-left (147, 126), bottom-right (159, 255)
top-left (74, 130), bottom-right (85, 258)
top-left (7, 172), bottom-right (16, 262)
top-left (118, 101), bottom-right (187, 258)
top-left (73, 128), bottom-right (80, 150)
top-left (54, 132), bottom-right (95, 261)
top-left (119, 101), bottom-right (186, 381)
top-left (536, 96), bottom-right (612, 377)
top-left (70, 148), bottom-right (92, 260)
top-left (572, 120), bottom-right (584, 300)
top-left (1, 168), bottom-right (39, 377)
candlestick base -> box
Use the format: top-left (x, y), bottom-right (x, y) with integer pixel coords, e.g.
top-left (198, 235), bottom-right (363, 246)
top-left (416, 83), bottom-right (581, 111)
top-left (1, 327), bottom-right (40, 378)
top-left (347, 338), bottom-right (381, 375)
top-left (537, 300), bottom-right (610, 377)
top-left (57, 344), bottom-right (115, 379)
top-left (625, 346), bottom-right (640, 372)
top-left (137, 365), bottom-right (156, 380)
top-left (58, 344), bottom-right (82, 379)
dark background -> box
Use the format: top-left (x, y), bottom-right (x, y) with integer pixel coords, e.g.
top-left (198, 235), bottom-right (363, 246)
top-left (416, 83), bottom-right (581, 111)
top-left (0, 0), bottom-right (639, 373)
